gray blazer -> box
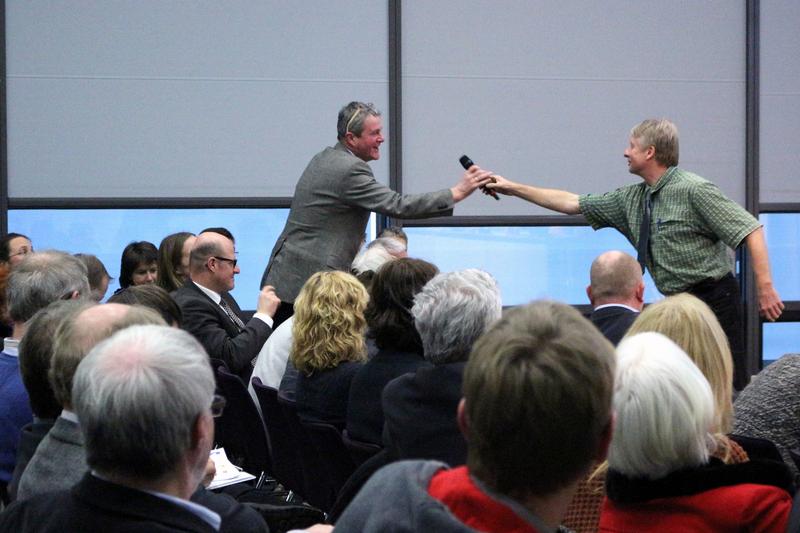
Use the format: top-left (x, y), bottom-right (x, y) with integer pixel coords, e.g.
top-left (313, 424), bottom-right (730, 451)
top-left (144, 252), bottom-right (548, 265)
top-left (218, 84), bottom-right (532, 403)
top-left (16, 415), bottom-right (86, 500)
top-left (262, 142), bottom-right (454, 302)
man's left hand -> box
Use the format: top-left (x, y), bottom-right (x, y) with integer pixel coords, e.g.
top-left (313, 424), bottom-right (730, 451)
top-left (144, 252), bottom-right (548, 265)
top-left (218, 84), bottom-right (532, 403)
top-left (758, 285), bottom-right (784, 321)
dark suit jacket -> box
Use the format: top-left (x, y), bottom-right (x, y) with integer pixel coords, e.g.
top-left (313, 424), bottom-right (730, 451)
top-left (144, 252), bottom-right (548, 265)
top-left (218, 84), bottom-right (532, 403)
top-left (262, 142), bottom-right (454, 303)
top-left (590, 305), bottom-right (639, 346)
top-left (381, 362), bottom-right (467, 467)
top-left (0, 473), bottom-right (216, 532)
top-left (172, 282), bottom-right (271, 380)
top-left (346, 348), bottom-right (429, 445)
top-left (16, 415), bottom-right (85, 500)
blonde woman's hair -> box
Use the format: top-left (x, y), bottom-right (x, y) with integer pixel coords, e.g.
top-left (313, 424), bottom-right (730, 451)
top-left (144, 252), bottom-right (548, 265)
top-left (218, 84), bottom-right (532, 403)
top-left (625, 293), bottom-right (733, 433)
top-left (291, 271), bottom-right (368, 375)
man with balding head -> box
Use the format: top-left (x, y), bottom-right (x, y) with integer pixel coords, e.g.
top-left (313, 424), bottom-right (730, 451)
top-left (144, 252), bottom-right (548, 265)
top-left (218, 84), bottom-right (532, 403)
top-left (16, 303), bottom-right (165, 500)
top-left (173, 229), bottom-right (280, 380)
top-left (587, 250), bottom-right (644, 345)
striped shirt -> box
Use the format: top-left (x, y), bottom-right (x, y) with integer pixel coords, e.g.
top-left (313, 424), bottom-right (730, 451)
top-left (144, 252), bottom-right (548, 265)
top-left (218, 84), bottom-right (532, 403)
top-left (579, 167), bottom-right (760, 295)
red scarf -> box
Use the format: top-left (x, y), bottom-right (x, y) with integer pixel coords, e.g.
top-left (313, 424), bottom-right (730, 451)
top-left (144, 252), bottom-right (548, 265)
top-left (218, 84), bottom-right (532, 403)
top-left (428, 466), bottom-right (541, 533)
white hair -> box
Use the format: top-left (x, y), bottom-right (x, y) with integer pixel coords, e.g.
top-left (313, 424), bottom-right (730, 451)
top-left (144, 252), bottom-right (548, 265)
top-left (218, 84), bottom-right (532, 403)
top-left (73, 325), bottom-right (214, 479)
top-left (412, 269), bottom-right (502, 364)
top-left (608, 332), bottom-right (715, 479)
top-left (351, 240), bottom-right (395, 275)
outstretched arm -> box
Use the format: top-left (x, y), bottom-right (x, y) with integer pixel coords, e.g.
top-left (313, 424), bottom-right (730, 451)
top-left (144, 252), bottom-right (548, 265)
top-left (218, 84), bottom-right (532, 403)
top-left (450, 165), bottom-right (495, 202)
top-left (745, 226), bottom-right (784, 321)
top-left (485, 175), bottom-right (581, 215)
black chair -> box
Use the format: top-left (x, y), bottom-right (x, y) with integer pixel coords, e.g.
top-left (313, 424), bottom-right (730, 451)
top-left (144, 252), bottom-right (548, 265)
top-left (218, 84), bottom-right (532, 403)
top-left (302, 422), bottom-right (357, 500)
top-left (342, 429), bottom-right (382, 466)
top-left (327, 449), bottom-right (391, 523)
top-left (277, 392), bottom-right (337, 512)
top-left (251, 377), bottom-right (305, 496)
top-left (214, 366), bottom-right (273, 477)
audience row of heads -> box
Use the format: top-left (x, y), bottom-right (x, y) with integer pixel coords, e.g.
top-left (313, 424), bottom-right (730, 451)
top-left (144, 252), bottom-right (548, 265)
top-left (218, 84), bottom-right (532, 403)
top-left (289, 263), bottom-right (502, 375)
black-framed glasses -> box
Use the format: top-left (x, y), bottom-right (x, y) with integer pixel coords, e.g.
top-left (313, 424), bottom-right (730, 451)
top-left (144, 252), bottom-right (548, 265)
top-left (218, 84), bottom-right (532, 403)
top-left (211, 394), bottom-right (226, 418)
top-left (213, 256), bottom-right (238, 268)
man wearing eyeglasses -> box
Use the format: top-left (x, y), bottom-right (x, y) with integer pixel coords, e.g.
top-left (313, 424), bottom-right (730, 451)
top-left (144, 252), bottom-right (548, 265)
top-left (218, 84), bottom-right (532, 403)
top-left (173, 230), bottom-right (280, 381)
top-left (261, 101), bottom-right (495, 327)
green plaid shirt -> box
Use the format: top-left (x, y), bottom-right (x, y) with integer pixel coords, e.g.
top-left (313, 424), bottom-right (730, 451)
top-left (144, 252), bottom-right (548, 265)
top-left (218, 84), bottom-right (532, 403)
top-left (579, 167), bottom-right (760, 295)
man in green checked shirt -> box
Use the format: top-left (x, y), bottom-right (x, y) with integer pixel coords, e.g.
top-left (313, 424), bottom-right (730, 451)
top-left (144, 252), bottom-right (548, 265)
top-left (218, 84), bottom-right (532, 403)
top-left (486, 118), bottom-right (783, 390)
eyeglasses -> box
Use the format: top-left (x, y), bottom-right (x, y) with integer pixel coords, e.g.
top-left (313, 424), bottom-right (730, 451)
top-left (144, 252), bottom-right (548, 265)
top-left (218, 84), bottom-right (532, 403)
top-left (213, 256), bottom-right (237, 268)
top-left (211, 394), bottom-right (226, 418)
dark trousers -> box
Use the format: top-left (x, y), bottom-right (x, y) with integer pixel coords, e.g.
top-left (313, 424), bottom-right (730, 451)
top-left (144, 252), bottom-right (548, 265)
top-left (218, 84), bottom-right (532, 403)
top-left (687, 272), bottom-right (748, 391)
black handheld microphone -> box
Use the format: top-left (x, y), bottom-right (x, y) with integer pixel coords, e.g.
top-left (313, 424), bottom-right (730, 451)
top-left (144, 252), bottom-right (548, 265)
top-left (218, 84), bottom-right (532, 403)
top-left (460, 155), bottom-right (499, 200)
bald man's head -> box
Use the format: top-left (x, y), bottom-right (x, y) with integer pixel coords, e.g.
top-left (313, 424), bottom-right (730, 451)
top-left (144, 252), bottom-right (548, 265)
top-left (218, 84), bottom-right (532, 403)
top-left (189, 231), bottom-right (238, 293)
top-left (49, 303), bottom-right (166, 408)
top-left (588, 251), bottom-right (644, 309)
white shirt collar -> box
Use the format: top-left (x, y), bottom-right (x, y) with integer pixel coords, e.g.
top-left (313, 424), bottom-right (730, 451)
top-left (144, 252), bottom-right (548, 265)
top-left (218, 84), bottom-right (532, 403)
top-left (193, 281), bottom-right (221, 305)
top-left (60, 409), bottom-right (79, 424)
top-left (3, 338), bottom-right (19, 356)
top-left (593, 303), bottom-right (640, 313)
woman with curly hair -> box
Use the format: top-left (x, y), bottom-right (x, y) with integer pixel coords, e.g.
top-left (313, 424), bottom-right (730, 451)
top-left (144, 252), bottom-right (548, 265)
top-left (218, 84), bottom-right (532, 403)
top-left (291, 270), bottom-right (369, 429)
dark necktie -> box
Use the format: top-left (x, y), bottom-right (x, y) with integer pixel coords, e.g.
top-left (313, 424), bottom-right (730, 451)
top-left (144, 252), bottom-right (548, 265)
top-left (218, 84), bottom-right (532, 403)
top-left (636, 191), bottom-right (653, 274)
top-left (219, 297), bottom-right (245, 331)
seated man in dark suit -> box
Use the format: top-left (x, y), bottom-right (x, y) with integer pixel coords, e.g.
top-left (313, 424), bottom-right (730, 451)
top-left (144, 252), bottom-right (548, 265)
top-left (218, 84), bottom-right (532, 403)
top-left (173, 230), bottom-right (280, 380)
top-left (0, 324), bottom-right (267, 532)
top-left (381, 269), bottom-right (502, 467)
top-left (586, 250), bottom-right (644, 345)
top-left (335, 301), bottom-right (616, 532)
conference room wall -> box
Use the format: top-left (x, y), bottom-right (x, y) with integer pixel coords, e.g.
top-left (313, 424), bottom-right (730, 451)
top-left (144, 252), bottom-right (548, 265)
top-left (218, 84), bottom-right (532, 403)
top-left (400, 1), bottom-right (746, 215)
top-left (4, 1), bottom-right (390, 199)
top-left (759, 1), bottom-right (800, 203)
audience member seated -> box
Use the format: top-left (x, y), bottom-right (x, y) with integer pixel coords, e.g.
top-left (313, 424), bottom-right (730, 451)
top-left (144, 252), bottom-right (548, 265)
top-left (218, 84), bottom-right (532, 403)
top-left (9, 300), bottom-right (93, 501)
top-left (16, 303), bottom-right (165, 500)
top-left (0, 233), bottom-right (34, 337)
top-left (0, 233), bottom-right (33, 269)
top-left (0, 251), bottom-right (89, 497)
top-left (382, 269), bottom-right (501, 466)
top-left (173, 230), bottom-right (279, 381)
top-left (377, 226), bottom-right (408, 252)
top-left (599, 332), bottom-right (793, 532)
top-left (334, 301), bottom-right (615, 533)
top-left (346, 258), bottom-right (438, 445)
top-left (626, 293), bottom-right (735, 434)
top-left (586, 250), bottom-right (643, 345)
top-left (734, 354), bottom-right (800, 483)
top-left (158, 231), bottom-right (196, 293)
top-left (74, 253), bottom-right (112, 301)
top-left (291, 271), bottom-right (369, 430)
top-left (249, 315), bottom-right (294, 401)
top-left (350, 238), bottom-right (397, 291)
top-left (108, 284), bottom-right (183, 327)
top-left (117, 241), bottom-right (159, 290)
top-left (0, 325), bottom-right (267, 532)
top-left (565, 293), bottom-right (742, 532)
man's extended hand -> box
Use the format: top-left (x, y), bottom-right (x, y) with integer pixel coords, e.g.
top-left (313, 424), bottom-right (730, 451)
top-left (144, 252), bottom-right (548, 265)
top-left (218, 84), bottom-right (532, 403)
top-left (483, 174), bottom-right (517, 196)
top-left (758, 284), bottom-right (784, 322)
top-left (450, 165), bottom-right (495, 202)
top-left (257, 285), bottom-right (281, 318)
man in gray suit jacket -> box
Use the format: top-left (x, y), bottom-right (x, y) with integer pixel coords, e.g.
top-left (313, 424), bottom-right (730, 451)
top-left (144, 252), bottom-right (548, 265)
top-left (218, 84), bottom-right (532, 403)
top-left (262, 101), bottom-right (493, 323)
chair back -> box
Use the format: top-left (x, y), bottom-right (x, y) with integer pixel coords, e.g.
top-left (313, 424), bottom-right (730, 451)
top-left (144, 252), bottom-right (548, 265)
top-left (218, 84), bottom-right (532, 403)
top-left (277, 392), bottom-right (337, 512)
top-left (342, 429), bottom-right (383, 466)
top-left (214, 366), bottom-right (273, 476)
top-left (251, 377), bottom-right (305, 495)
top-left (302, 421), bottom-right (357, 500)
